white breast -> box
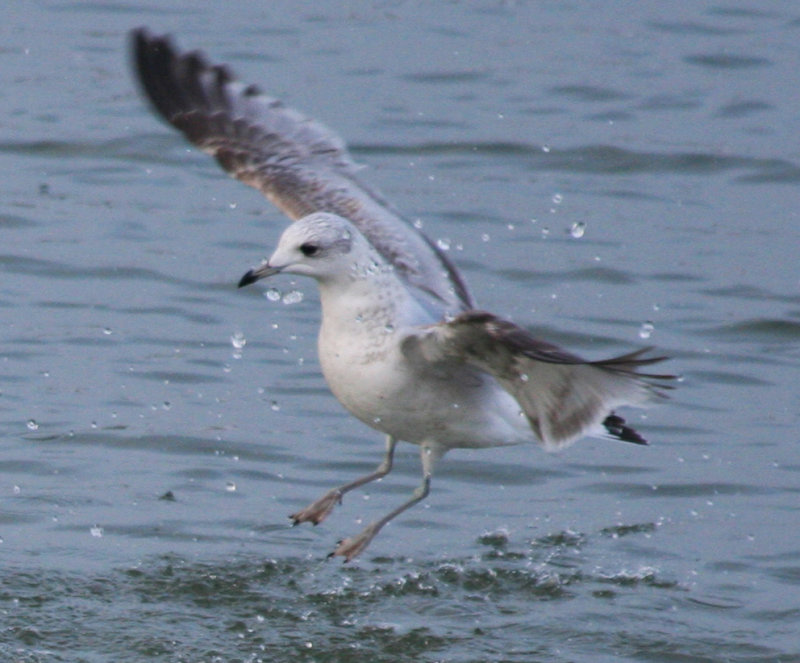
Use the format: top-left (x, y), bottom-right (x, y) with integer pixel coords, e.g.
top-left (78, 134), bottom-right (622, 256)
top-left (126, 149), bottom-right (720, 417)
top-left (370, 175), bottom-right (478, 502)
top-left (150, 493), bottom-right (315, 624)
top-left (314, 260), bottom-right (532, 450)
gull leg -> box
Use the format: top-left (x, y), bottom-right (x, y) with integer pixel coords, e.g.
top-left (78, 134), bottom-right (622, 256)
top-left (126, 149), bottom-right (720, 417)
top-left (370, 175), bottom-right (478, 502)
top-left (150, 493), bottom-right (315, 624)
top-left (290, 435), bottom-right (397, 526)
top-left (330, 442), bottom-right (443, 562)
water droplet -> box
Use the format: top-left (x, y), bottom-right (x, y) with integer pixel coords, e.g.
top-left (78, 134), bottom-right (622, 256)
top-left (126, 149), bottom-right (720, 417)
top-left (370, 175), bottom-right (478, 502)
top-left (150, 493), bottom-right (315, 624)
top-left (265, 288), bottom-right (281, 302)
top-left (26, 419), bottom-right (39, 431)
top-left (384, 324), bottom-right (395, 334)
top-left (552, 193), bottom-right (563, 205)
top-left (225, 481), bottom-right (237, 492)
top-left (639, 321), bottom-right (655, 339)
top-left (282, 290), bottom-right (304, 305)
top-left (90, 525), bottom-right (104, 538)
top-left (230, 331), bottom-right (247, 350)
top-left (569, 221), bottom-right (586, 239)
top-left (481, 233), bottom-right (491, 242)
top-left (102, 327), bottom-right (113, 335)
top-left (270, 400), bottom-right (280, 412)
top-left (413, 218), bottom-right (424, 229)
top-left (162, 401), bottom-right (172, 411)
top-left (541, 227), bottom-right (550, 238)
top-left (362, 259), bottom-right (381, 276)
top-left (13, 485), bottom-right (21, 495)
top-left (519, 373), bottom-right (530, 383)
top-left (228, 202), bottom-right (237, 209)
top-left (436, 237), bottom-right (451, 251)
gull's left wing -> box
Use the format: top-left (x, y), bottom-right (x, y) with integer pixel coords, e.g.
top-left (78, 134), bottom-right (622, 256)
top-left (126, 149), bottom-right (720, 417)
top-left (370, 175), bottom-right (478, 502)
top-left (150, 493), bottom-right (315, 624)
top-left (130, 28), bottom-right (472, 314)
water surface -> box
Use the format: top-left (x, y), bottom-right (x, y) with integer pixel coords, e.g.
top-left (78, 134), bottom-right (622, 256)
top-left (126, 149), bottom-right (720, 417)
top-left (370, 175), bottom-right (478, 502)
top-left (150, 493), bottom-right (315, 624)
top-left (2, 1), bottom-right (799, 661)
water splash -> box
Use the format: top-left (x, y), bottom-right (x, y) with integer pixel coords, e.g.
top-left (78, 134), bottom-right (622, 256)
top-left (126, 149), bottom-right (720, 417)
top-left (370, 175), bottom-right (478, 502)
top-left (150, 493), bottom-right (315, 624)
top-left (282, 290), bottom-right (304, 305)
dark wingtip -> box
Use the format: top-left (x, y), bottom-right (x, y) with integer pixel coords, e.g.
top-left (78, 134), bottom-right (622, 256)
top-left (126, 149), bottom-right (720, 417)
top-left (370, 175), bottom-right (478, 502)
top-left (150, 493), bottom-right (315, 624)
top-left (603, 413), bottom-right (649, 445)
top-left (238, 269), bottom-right (258, 288)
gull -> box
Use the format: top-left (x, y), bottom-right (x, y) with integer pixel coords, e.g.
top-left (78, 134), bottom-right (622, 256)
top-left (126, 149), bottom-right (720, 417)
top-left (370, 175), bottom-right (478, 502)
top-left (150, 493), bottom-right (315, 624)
top-left (131, 29), bottom-right (674, 561)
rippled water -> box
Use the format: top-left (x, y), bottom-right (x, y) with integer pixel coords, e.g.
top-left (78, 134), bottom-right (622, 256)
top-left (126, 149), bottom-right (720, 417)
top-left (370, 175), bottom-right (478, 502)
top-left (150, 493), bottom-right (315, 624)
top-left (3, 2), bottom-right (800, 661)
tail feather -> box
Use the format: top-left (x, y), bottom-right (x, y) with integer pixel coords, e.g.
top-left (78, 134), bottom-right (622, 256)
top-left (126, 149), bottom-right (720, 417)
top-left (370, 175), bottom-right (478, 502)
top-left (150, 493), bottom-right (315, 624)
top-left (603, 413), bottom-right (648, 445)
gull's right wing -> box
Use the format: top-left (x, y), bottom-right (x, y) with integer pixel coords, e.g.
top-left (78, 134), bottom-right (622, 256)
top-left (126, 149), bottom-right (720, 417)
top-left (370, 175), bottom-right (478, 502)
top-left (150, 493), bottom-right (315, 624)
top-left (130, 28), bottom-right (472, 314)
top-left (403, 311), bottom-right (675, 450)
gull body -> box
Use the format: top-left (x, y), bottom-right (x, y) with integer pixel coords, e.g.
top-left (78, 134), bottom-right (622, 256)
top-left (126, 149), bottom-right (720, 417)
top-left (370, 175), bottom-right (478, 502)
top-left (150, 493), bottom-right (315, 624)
top-left (239, 212), bottom-right (671, 559)
top-left (253, 215), bottom-right (530, 455)
top-left (132, 29), bottom-right (674, 560)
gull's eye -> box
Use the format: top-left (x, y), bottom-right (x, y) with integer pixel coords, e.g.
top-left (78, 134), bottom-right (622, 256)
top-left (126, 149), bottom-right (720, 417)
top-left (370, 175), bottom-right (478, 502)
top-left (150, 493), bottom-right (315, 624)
top-left (299, 242), bottom-right (320, 257)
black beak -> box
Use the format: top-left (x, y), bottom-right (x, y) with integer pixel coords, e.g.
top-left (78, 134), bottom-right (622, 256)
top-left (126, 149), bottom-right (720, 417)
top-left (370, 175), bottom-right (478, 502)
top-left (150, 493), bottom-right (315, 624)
top-left (237, 262), bottom-right (282, 288)
top-left (238, 269), bottom-right (259, 288)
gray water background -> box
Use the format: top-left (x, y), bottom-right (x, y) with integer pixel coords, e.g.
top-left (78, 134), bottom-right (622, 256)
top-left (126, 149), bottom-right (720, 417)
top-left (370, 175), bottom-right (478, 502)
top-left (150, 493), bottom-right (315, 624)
top-left (2, 1), bottom-right (799, 661)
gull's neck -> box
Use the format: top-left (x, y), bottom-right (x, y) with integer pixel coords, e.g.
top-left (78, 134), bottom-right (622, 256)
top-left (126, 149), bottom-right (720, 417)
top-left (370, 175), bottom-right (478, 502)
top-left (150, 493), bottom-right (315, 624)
top-left (316, 254), bottom-right (429, 337)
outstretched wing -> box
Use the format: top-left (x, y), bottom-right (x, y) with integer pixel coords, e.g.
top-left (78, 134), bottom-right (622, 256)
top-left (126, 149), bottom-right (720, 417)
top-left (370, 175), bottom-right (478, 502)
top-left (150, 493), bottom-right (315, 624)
top-left (130, 28), bottom-right (472, 314)
top-left (403, 311), bottom-right (675, 449)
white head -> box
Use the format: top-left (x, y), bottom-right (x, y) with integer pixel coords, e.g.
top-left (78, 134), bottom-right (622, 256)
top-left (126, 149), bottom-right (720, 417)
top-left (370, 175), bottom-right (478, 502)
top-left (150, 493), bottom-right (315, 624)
top-left (238, 212), bottom-right (373, 287)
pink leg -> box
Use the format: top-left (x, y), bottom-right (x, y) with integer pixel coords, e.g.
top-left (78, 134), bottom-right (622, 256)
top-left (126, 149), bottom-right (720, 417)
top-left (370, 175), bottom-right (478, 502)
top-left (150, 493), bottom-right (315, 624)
top-left (290, 435), bottom-right (397, 526)
top-left (330, 441), bottom-right (444, 562)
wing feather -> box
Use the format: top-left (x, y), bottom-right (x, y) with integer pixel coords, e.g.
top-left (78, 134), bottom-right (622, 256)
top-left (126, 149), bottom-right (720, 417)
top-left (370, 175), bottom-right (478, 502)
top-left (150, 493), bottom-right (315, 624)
top-left (130, 28), bottom-right (472, 313)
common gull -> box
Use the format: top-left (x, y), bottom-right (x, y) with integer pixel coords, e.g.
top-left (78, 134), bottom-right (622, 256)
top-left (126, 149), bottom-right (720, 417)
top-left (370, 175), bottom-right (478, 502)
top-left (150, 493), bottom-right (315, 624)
top-left (131, 30), bottom-right (674, 561)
